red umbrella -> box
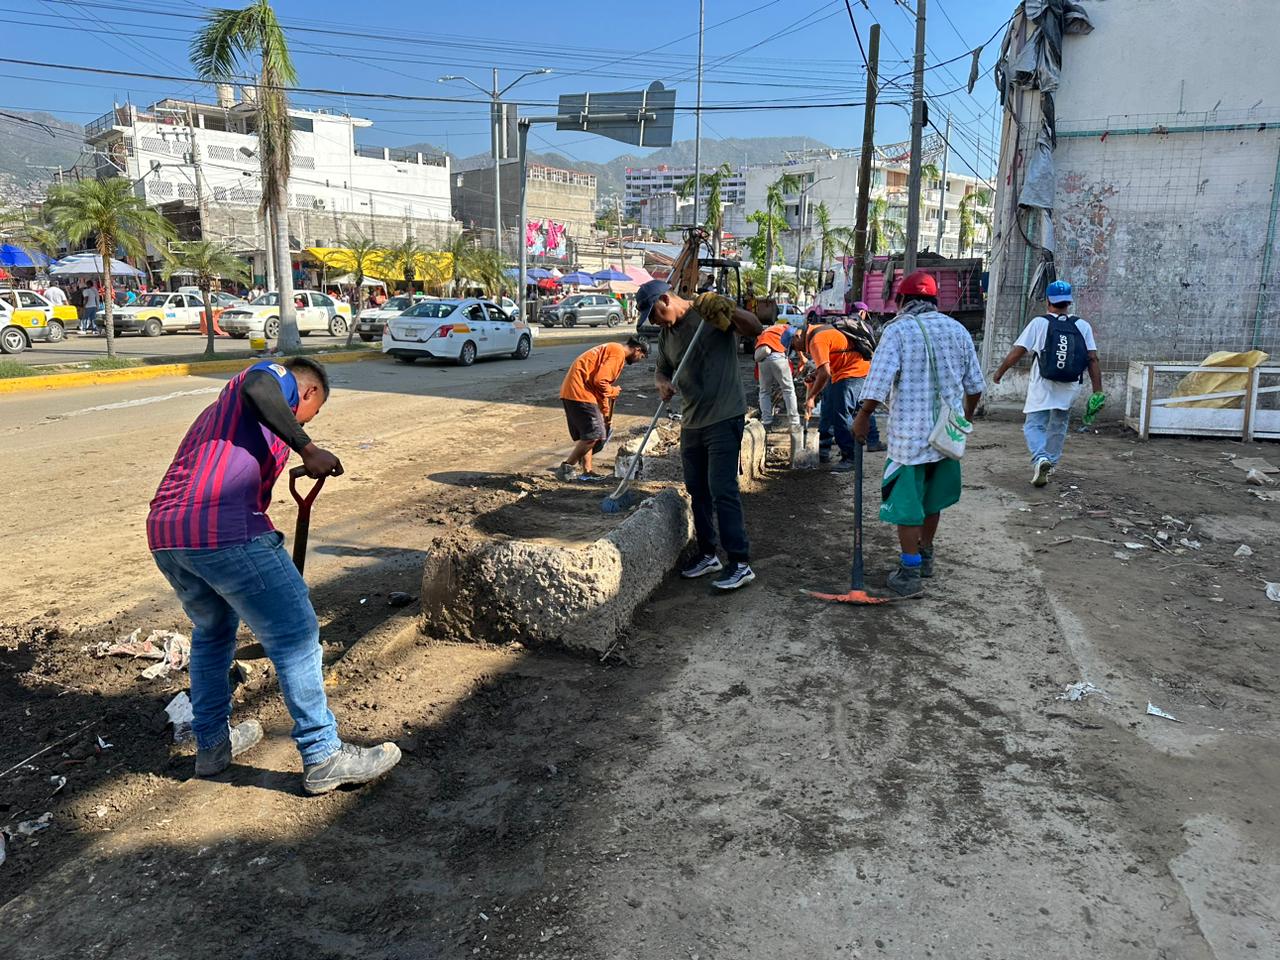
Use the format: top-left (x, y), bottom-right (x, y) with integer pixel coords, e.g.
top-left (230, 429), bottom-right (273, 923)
top-left (536, 277), bottom-right (561, 291)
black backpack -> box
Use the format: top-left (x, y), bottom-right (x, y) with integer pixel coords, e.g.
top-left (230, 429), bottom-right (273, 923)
top-left (1037, 314), bottom-right (1089, 383)
top-left (829, 316), bottom-right (878, 361)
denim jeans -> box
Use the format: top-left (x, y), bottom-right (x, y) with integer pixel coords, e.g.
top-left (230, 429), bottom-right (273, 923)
top-left (1023, 408), bottom-right (1071, 465)
top-left (152, 531), bottom-right (341, 765)
top-left (80, 307), bottom-right (98, 332)
top-left (819, 376), bottom-right (879, 459)
top-left (681, 416), bottom-right (750, 565)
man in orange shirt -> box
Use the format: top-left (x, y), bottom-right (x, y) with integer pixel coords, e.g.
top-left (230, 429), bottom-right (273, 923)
top-left (753, 322), bottom-right (801, 428)
top-left (557, 337), bottom-right (649, 480)
top-left (804, 321), bottom-right (882, 470)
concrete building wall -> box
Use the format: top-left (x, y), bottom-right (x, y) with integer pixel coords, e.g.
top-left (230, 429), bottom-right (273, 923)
top-left (983, 1), bottom-right (1280, 375)
top-left (452, 161), bottom-right (597, 252)
top-left (624, 164), bottom-right (745, 218)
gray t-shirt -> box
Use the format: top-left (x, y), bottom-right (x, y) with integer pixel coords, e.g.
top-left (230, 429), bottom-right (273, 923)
top-left (656, 307), bottom-right (746, 430)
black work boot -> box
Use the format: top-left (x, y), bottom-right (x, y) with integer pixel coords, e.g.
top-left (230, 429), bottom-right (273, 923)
top-left (195, 719), bottom-right (264, 777)
top-left (919, 546), bottom-right (935, 579)
top-left (886, 563), bottom-right (923, 597)
top-left (303, 742), bottom-right (402, 796)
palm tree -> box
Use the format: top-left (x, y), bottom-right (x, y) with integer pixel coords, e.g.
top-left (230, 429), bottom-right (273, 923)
top-left (869, 197), bottom-right (905, 255)
top-left (192, 0), bottom-right (302, 352)
top-left (331, 232), bottom-right (383, 346)
top-left (958, 188), bottom-right (993, 257)
top-left (43, 178), bottom-right (175, 358)
top-left (678, 162), bottom-right (734, 255)
top-left (385, 236), bottom-right (433, 294)
top-left (764, 172), bottom-right (804, 294)
top-left (812, 201), bottom-right (832, 284)
top-left (163, 240), bottom-right (251, 357)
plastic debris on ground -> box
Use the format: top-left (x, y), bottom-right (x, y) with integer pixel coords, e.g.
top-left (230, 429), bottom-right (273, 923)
top-left (164, 691), bottom-right (195, 743)
top-left (1123, 542), bottom-right (1146, 550)
top-left (49, 775), bottom-right (67, 796)
top-left (1245, 469), bottom-right (1276, 487)
top-left (91, 628), bottom-right (191, 679)
top-left (96, 735), bottom-right (112, 750)
top-left (14, 812), bottom-right (53, 836)
top-left (1178, 538), bottom-right (1202, 550)
top-left (1235, 544), bottom-right (1254, 557)
top-left (1265, 582), bottom-right (1280, 603)
top-left (1146, 703), bottom-right (1183, 723)
top-left (0, 833), bottom-right (6, 867)
top-left (1229, 457), bottom-right (1279, 474)
top-left (1058, 681), bottom-right (1105, 702)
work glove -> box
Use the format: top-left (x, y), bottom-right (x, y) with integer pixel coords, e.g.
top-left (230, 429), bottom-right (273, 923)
top-left (694, 292), bottom-right (735, 332)
top-left (1082, 391), bottom-right (1106, 426)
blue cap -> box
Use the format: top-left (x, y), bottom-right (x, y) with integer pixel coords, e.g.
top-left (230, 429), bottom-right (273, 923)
top-left (1046, 280), bottom-right (1073, 304)
top-left (636, 279), bottom-right (671, 324)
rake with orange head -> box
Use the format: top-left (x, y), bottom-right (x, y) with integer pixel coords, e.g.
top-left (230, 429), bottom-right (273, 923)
top-left (808, 441), bottom-right (896, 605)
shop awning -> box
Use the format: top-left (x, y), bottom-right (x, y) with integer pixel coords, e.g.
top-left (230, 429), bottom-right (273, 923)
top-left (304, 246), bottom-right (452, 285)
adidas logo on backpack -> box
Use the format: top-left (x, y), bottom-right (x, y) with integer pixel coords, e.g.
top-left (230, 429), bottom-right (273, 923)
top-left (1038, 314), bottom-right (1089, 383)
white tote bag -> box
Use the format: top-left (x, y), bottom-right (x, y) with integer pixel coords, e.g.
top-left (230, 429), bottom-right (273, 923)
top-left (913, 315), bottom-right (972, 459)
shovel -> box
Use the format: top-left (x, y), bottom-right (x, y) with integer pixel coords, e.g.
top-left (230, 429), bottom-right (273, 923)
top-left (808, 442), bottom-right (899, 605)
top-left (235, 465), bottom-right (327, 661)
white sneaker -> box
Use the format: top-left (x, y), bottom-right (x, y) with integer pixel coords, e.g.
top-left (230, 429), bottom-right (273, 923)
top-left (712, 563), bottom-right (756, 591)
top-left (681, 554), bottom-right (723, 578)
top-left (1032, 458), bottom-right (1052, 487)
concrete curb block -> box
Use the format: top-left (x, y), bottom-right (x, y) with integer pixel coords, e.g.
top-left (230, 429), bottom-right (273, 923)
top-left (419, 488), bottom-right (693, 657)
top-left (741, 419), bottom-right (768, 482)
top-left (0, 349), bottom-right (381, 395)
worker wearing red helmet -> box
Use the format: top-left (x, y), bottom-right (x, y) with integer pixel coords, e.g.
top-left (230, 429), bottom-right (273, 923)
top-left (853, 270), bottom-right (985, 597)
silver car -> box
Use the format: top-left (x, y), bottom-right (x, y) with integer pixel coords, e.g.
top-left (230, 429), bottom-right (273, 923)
top-left (538, 293), bottom-right (623, 328)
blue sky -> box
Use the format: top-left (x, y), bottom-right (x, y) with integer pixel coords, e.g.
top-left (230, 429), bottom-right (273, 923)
top-left (4, 0), bottom-right (1013, 176)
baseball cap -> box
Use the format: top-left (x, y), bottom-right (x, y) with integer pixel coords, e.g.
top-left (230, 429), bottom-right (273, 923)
top-left (1046, 279), bottom-right (1073, 304)
top-left (853, 301), bottom-right (870, 312)
top-left (636, 279), bottom-right (671, 325)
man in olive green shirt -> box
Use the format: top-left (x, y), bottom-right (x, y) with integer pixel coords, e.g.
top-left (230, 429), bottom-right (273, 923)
top-left (638, 279), bottom-right (763, 591)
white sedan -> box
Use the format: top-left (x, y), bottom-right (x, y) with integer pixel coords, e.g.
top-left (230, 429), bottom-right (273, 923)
top-left (354, 294), bottom-right (422, 342)
top-left (383, 297), bottom-right (533, 366)
top-left (220, 291), bottom-right (353, 340)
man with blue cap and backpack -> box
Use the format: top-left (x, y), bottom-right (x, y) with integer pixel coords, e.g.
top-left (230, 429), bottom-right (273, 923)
top-left (992, 280), bottom-right (1103, 487)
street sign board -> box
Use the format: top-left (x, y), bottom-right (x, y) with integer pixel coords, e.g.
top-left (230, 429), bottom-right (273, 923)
top-left (555, 82), bottom-right (676, 148)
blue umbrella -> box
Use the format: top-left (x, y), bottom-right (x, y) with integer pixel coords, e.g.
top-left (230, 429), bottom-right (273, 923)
top-left (525, 267), bottom-right (552, 280)
top-left (592, 268), bottom-right (630, 282)
top-left (560, 271), bottom-right (598, 285)
top-left (0, 244), bottom-right (51, 269)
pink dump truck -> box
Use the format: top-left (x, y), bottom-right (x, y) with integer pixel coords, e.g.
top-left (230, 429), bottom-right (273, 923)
top-left (812, 253), bottom-right (986, 331)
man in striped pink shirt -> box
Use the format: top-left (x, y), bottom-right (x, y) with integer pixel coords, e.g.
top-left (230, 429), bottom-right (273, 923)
top-left (148, 357), bottom-right (400, 795)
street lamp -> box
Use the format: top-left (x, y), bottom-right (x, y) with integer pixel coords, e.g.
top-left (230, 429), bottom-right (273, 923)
top-left (795, 175), bottom-right (832, 303)
top-left (439, 68), bottom-right (552, 260)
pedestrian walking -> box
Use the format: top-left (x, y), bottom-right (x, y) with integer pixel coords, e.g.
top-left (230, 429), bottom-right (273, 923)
top-left (557, 337), bottom-right (649, 481)
top-left (147, 357), bottom-right (401, 794)
top-left (640, 279), bottom-right (764, 591)
top-left (992, 280), bottom-right (1103, 487)
top-left (44, 282), bottom-right (67, 307)
top-left (81, 282), bottom-right (100, 334)
top-left (803, 315), bottom-right (883, 468)
top-left (853, 271), bottom-right (985, 597)
top-left (753, 321), bottom-right (800, 428)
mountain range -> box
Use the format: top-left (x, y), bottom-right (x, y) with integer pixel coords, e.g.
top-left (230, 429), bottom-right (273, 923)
top-left (0, 107), bottom-right (833, 205)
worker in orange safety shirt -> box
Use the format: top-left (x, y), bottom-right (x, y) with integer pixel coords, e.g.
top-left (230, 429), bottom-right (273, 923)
top-left (556, 337), bottom-right (649, 481)
top-left (803, 320), bottom-right (884, 468)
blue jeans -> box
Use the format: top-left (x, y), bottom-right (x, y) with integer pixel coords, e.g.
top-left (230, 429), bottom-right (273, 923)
top-left (80, 307), bottom-right (98, 332)
top-left (681, 416), bottom-right (750, 565)
top-left (819, 377), bottom-right (879, 459)
top-left (152, 531), bottom-right (341, 765)
top-left (1024, 408), bottom-right (1071, 465)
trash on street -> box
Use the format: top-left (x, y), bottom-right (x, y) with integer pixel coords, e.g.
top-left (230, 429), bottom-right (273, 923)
top-left (1146, 703), bottom-right (1183, 723)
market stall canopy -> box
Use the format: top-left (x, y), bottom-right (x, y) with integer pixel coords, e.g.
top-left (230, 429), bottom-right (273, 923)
top-left (604, 279), bottom-right (638, 294)
top-left (327, 273), bottom-right (386, 287)
top-left (305, 246), bottom-right (452, 285)
top-left (535, 278), bottom-right (561, 291)
top-left (624, 265), bottom-right (655, 284)
top-left (49, 253), bottom-right (145, 277)
top-left (525, 267), bottom-right (553, 280)
top-left (560, 271), bottom-right (598, 285)
top-left (592, 267), bottom-right (630, 282)
top-left (0, 244), bottom-right (52, 269)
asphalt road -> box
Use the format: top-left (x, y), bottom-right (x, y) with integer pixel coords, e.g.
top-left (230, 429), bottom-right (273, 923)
top-left (8, 324), bottom-right (624, 366)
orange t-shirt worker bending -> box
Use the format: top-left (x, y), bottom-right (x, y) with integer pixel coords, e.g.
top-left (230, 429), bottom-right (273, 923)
top-left (557, 337), bottom-right (649, 481)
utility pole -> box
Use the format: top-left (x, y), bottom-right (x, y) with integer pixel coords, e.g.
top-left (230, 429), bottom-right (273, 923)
top-left (186, 106), bottom-right (207, 242)
top-left (905, 0), bottom-right (927, 274)
top-left (852, 23), bottom-right (880, 303)
top-left (492, 67), bottom-right (503, 259)
top-left (691, 0), bottom-right (706, 236)
top-left (935, 113), bottom-right (951, 254)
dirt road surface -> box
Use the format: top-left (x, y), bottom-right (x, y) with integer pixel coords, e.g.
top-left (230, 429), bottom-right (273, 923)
top-left (2, 347), bottom-right (1278, 958)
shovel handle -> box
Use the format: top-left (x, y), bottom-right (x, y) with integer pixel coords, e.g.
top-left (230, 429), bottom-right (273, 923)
top-left (289, 464), bottom-right (326, 507)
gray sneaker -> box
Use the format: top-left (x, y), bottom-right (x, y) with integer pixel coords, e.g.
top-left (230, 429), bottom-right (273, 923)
top-left (1032, 457), bottom-right (1052, 487)
top-left (303, 742), bottom-right (402, 796)
top-left (886, 563), bottom-right (923, 597)
top-left (195, 719), bottom-right (264, 777)
top-left (556, 461), bottom-right (580, 482)
top-left (919, 547), bottom-right (935, 579)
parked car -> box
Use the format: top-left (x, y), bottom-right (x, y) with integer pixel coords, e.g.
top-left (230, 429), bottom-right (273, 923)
top-left (776, 303), bottom-right (806, 324)
top-left (539, 293), bottom-right (623, 328)
top-left (109, 291), bottom-right (210, 337)
top-left (497, 296), bottom-right (521, 321)
top-left (383, 297), bottom-right (533, 366)
top-left (355, 295), bottom-right (420, 342)
top-left (219, 291), bottom-right (353, 340)
top-left (0, 287), bottom-right (76, 343)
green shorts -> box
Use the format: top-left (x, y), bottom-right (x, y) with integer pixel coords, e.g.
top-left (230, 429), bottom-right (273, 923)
top-left (880, 458), bottom-right (963, 526)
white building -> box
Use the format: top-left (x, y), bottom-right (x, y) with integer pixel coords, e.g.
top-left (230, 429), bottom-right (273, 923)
top-left (84, 88), bottom-right (457, 281)
top-left (982, 1), bottom-right (1280, 377)
top-left (726, 148), bottom-right (994, 269)
top-left (625, 163), bottom-right (746, 220)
